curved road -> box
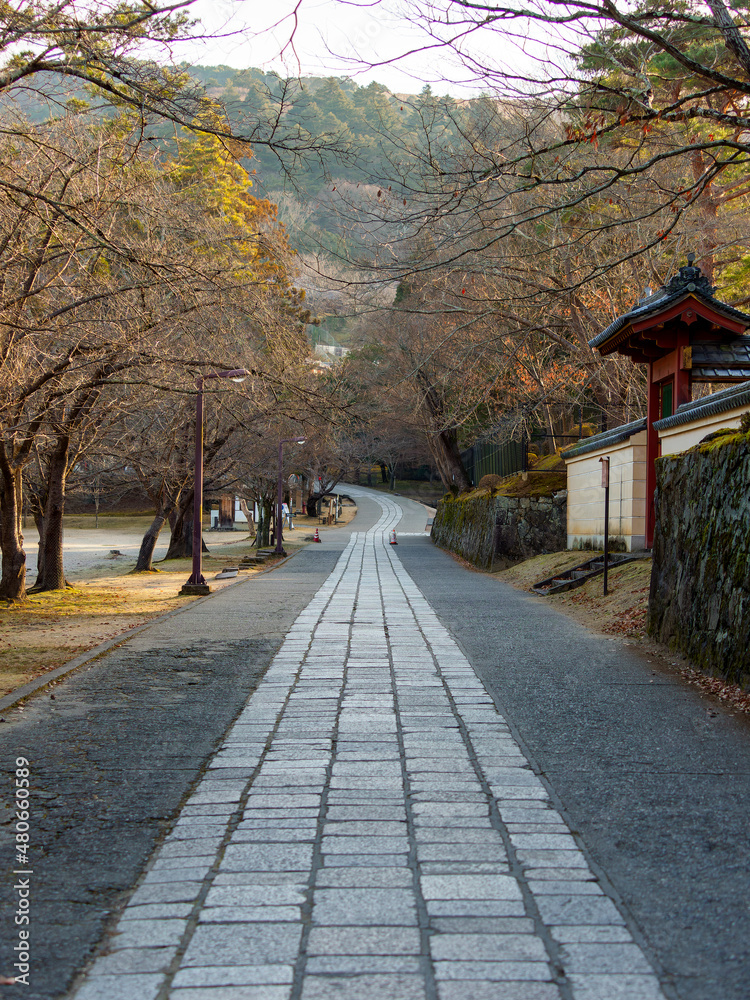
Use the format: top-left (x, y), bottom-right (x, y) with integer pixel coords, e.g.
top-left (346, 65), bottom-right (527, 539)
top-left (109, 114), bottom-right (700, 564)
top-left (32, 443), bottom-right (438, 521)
top-left (0, 488), bottom-right (747, 1000)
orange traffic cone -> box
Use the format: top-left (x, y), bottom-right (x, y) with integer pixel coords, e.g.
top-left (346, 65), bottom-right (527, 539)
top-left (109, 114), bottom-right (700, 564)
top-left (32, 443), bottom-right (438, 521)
top-left (390, 529), bottom-right (398, 545)
top-left (313, 528), bottom-right (321, 542)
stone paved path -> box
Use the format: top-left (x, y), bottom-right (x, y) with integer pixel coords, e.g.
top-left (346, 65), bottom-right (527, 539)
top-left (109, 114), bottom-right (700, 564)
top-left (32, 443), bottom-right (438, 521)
top-left (69, 493), bottom-right (668, 1000)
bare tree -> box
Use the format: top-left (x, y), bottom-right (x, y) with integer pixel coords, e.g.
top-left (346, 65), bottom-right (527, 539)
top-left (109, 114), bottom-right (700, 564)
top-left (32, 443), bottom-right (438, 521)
top-left (0, 108), bottom-right (324, 599)
top-left (322, 0), bottom-right (750, 288)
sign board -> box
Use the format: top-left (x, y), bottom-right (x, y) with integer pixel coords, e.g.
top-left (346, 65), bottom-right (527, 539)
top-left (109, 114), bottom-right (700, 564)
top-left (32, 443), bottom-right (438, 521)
top-left (599, 456), bottom-right (610, 489)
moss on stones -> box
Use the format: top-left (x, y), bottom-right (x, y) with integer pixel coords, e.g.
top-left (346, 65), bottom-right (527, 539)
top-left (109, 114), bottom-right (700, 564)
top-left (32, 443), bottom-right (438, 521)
top-left (649, 431), bottom-right (750, 688)
top-left (431, 489), bottom-right (567, 568)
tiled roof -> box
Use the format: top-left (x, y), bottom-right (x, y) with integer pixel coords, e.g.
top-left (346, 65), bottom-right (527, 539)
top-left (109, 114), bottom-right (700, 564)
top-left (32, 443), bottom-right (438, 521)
top-left (589, 259), bottom-right (750, 350)
top-left (653, 381), bottom-right (750, 431)
top-left (692, 367), bottom-right (750, 380)
top-left (562, 417), bottom-right (647, 460)
top-left (691, 338), bottom-right (750, 366)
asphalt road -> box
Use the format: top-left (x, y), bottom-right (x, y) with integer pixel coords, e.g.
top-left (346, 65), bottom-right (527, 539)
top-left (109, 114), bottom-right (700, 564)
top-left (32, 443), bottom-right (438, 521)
top-left (0, 549), bottom-right (344, 1000)
top-left (398, 534), bottom-right (750, 1000)
top-left (1, 488), bottom-right (748, 1000)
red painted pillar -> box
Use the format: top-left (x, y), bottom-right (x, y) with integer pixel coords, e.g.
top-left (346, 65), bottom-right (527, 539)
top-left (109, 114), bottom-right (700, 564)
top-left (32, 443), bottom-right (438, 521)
top-left (675, 360), bottom-right (691, 409)
top-left (645, 363), bottom-right (661, 549)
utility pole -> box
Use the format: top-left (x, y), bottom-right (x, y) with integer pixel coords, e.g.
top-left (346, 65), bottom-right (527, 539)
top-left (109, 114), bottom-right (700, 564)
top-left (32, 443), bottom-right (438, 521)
top-left (599, 456), bottom-right (610, 596)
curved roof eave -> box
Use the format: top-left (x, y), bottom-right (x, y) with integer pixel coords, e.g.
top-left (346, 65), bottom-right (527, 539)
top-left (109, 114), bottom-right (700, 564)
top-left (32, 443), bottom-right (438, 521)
top-left (589, 262), bottom-right (750, 352)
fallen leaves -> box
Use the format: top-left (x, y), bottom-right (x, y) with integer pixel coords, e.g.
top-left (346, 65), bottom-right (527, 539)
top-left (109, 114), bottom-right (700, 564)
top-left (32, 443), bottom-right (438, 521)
top-left (678, 668), bottom-right (750, 715)
top-left (603, 603), bottom-right (647, 637)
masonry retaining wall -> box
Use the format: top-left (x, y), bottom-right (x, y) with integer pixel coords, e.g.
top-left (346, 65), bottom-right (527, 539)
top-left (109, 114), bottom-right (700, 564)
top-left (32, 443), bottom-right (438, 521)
top-left (648, 429), bottom-right (750, 686)
top-left (431, 491), bottom-right (567, 569)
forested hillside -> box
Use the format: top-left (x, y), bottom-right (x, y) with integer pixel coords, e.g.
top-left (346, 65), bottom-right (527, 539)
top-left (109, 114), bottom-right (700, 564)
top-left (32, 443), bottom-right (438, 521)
top-left (185, 66), bottom-right (467, 260)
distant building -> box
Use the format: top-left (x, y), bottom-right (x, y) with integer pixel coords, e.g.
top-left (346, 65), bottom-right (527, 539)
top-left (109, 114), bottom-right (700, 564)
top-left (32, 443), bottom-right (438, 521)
top-left (564, 256), bottom-right (750, 550)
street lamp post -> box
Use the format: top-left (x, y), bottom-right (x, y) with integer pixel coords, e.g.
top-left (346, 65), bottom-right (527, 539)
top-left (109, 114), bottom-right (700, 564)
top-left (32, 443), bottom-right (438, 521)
top-left (181, 369), bottom-right (250, 596)
top-left (276, 437), bottom-right (306, 557)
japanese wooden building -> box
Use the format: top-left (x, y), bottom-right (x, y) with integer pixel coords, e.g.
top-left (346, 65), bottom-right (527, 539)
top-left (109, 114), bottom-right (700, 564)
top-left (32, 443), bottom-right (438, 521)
top-left (588, 254), bottom-right (750, 546)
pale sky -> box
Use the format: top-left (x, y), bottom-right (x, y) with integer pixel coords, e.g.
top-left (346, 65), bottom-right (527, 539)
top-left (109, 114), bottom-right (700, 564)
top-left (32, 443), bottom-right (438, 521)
top-left (180, 0), bottom-right (512, 95)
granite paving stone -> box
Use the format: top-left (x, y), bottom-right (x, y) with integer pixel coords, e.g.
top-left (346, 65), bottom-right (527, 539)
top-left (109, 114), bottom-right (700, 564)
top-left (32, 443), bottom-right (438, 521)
top-left (566, 974), bottom-right (668, 999)
top-left (426, 900), bottom-right (529, 917)
top-left (231, 827), bottom-right (316, 842)
top-left (416, 844), bottom-right (508, 862)
top-left (436, 983), bottom-right (562, 1000)
top-left (430, 934), bottom-right (550, 962)
top-left (311, 887), bottom-right (418, 925)
top-left (181, 925), bottom-right (302, 966)
top-left (204, 886), bottom-right (306, 906)
top-left (534, 895), bottom-right (627, 925)
top-left (550, 926), bottom-right (634, 943)
top-left (170, 987), bottom-right (291, 1000)
top-left (86, 947), bottom-right (179, 975)
top-left (305, 956), bottom-right (422, 973)
top-left (515, 850), bottom-right (591, 868)
top-left (220, 844), bottom-right (314, 871)
top-left (313, 867), bottom-right (413, 888)
top-left (71, 975), bottom-right (164, 1000)
top-left (110, 918), bottom-right (188, 949)
top-left (320, 853), bottom-right (412, 867)
top-left (558, 942), bottom-right (654, 973)
top-left (129, 882), bottom-right (204, 905)
top-left (430, 917), bottom-right (535, 934)
top-left (69, 495), bottom-right (667, 1000)
top-left (528, 880), bottom-right (606, 895)
top-left (171, 966), bottom-right (294, 987)
top-left (199, 906), bottom-right (302, 922)
top-left (120, 903), bottom-right (194, 920)
top-left (421, 874), bottom-right (523, 899)
top-left (299, 973), bottom-right (428, 1000)
top-left (139, 866), bottom-right (214, 883)
top-left (432, 961), bottom-right (554, 981)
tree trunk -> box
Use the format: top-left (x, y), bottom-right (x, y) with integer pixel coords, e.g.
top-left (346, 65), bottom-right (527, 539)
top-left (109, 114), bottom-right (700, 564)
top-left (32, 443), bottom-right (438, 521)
top-left (133, 506), bottom-right (172, 572)
top-left (0, 449), bottom-right (27, 601)
top-left (415, 372), bottom-right (472, 493)
top-left (428, 429), bottom-right (472, 492)
top-left (692, 153), bottom-right (719, 283)
top-left (32, 436), bottom-right (70, 592)
top-left (27, 488), bottom-right (46, 586)
top-left (255, 503), bottom-right (266, 548)
top-left (255, 499), bottom-right (272, 548)
top-left (544, 403), bottom-right (558, 452)
top-left (164, 494), bottom-right (193, 559)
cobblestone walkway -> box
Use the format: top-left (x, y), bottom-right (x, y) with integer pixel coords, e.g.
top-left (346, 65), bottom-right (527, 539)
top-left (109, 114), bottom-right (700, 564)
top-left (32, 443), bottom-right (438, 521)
top-left (70, 495), bottom-right (667, 1000)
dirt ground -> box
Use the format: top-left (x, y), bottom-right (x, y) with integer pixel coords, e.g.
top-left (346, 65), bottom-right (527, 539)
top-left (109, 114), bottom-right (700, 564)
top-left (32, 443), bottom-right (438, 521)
top-left (0, 502), bottom-right (357, 701)
top-left (496, 550), bottom-right (750, 715)
top-left (498, 550), bottom-right (652, 639)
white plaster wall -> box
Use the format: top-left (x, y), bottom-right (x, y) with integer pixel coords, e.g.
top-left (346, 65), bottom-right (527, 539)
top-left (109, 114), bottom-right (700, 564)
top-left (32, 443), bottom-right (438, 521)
top-left (564, 431), bottom-right (648, 551)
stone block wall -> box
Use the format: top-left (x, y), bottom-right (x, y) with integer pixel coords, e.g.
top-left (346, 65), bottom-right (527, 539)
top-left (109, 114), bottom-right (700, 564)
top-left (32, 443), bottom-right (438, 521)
top-left (648, 430), bottom-right (750, 686)
top-left (431, 491), bottom-right (567, 569)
